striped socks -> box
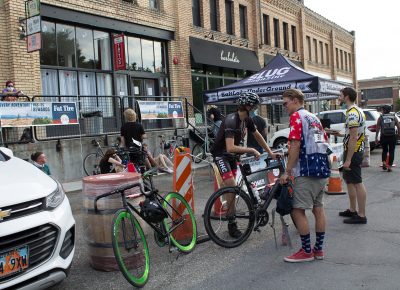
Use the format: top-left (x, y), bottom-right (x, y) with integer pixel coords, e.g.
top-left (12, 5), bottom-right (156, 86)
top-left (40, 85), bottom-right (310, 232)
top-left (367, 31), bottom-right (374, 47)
top-left (314, 232), bottom-right (325, 251)
top-left (300, 233), bottom-right (311, 253)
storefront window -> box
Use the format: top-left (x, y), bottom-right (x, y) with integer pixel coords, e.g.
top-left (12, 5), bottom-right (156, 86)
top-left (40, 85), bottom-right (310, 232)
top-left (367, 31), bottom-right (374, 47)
top-left (223, 68), bottom-right (235, 77)
top-left (58, 70), bottom-right (77, 99)
top-left (115, 74), bottom-right (128, 96)
top-left (41, 69), bottom-right (58, 97)
top-left (76, 27), bottom-right (95, 69)
top-left (97, 73), bottom-right (113, 116)
top-left (127, 37), bottom-right (142, 71)
top-left (208, 77), bottom-right (223, 90)
top-left (94, 31), bottom-right (111, 70)
top-left (154, 41), bottom-right (164, 73)
top-left (192, 75), bottom-right (206, 113)
top-left (79, 72), bottom-right (96, 112)
top-left (57, 24), bottom-right (76, 68)
top-left (206, 65), bottom-right (221, 76)
top-left (142, 39), bottom-right (155, 73)
top-left (41, 21), bottom-right (57, 66)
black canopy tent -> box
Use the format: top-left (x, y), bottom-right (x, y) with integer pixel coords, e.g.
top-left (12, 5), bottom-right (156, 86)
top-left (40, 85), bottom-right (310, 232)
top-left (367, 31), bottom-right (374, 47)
top-left (203, 53), bottom-right (350, 110)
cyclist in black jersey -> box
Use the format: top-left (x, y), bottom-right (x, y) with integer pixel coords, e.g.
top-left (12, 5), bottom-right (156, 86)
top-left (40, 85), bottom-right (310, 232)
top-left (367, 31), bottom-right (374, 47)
top-left (210, 92), bottom-right (279, 238)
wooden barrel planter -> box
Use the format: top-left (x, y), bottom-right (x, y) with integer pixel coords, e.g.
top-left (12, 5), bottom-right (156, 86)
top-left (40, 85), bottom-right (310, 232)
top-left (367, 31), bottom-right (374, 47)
top-left (82, 172), bottom-right (146, 271)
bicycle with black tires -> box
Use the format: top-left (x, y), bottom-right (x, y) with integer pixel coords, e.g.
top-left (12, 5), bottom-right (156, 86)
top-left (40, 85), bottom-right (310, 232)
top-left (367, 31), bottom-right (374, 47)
top-left (94, 144), bottom-right (197, 287)
top-left (83, 138), bottom-right (128, 175)
top-left (153, 133), bottom-right (184, 161)
top-left (203, 152), bottom-right (286, 248)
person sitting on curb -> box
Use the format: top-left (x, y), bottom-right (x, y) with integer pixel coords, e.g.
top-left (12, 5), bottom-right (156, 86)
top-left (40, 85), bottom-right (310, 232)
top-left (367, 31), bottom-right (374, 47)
top-left (31, 151), bottom-right (51, 175)
top-left (143, 143), bottom-right (173, 174)
top-left (99, 149), bottom-right (124, 174)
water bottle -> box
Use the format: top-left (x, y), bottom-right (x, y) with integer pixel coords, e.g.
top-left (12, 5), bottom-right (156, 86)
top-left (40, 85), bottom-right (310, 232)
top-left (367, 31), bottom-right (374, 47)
top-left (251, 184), bottom-right (261, 203)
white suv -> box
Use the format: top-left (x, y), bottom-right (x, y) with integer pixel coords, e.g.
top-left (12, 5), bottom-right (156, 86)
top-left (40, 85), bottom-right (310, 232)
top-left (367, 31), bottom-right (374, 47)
top-left (0, 147), bottom-right (75, 290)
top-left (268, 109), bottom-right (381, 150)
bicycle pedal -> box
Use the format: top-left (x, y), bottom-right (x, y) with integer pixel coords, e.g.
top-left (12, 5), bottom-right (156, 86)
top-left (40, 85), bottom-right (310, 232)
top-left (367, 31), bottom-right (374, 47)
top-left (253, 227), bottom-right (261, 232)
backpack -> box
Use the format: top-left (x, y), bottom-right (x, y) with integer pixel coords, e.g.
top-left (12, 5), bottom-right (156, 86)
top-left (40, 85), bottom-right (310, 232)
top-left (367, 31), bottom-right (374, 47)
top-left (381, 114), bottom-right (396, 136)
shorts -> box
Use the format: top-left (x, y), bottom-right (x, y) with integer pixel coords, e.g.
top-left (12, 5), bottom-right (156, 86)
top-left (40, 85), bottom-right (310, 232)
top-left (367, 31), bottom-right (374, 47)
top-left (342, 151), bottom-right (363, 184)
top-left (292, 177), bottom-right (328, 209)
top-left (214, 156), bottom-right (238, 181)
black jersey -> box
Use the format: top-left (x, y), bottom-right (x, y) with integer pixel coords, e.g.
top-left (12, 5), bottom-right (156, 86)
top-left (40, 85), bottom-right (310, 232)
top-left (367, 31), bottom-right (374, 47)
top-left (211, 112), bottom-right (256, 157)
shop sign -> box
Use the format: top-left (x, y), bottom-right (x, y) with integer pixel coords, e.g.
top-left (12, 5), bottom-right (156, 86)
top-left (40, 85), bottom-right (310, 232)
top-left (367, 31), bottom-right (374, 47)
top-left (26, 15), bottom-right (41, 36)
top-left (27, 32), bottom-right (41, 52)
top-left (220, 50), bottom-right (240, 63)
top-left (25, 0), bottom-right (40, 18)
top-left (113, 34), bottom-right (126, 71)
top-left (138, 101), bottom-right (184, 120)
top-left (0, 102), bottom-right (78, 127)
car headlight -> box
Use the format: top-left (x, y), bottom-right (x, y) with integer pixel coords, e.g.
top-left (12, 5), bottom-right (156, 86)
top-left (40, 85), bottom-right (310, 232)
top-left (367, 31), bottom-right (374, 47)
top-left (46, 181), bottom-right (65, 209)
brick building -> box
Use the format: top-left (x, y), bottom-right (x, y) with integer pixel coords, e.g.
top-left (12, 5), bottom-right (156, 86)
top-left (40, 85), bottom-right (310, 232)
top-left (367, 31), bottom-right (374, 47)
top-left (0, 0), bottom-right (355, 117)
top-left (0, 0), bottom-right (356, 181)
top-left (358, 76), bottom-right (400, 111)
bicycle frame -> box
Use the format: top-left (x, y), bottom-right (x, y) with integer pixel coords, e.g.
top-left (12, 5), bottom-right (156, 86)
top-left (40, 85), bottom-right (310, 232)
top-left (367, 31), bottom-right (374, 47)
top-left (94, 177), bottom-right (186, 239)
top-left (236, 154), bottom-right (286, 207)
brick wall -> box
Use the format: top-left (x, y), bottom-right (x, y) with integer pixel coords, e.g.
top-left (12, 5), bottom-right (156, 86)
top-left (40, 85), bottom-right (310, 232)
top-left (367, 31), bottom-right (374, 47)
top-left (0, 0), bottom-right (356, 102)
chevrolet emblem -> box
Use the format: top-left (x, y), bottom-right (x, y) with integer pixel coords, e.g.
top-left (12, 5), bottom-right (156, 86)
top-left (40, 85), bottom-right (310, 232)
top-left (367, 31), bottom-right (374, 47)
top-left (0, 209), bottom-right (11, 221)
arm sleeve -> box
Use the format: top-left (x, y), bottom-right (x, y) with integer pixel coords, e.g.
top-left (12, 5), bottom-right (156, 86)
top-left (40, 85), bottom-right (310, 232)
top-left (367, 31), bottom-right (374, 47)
top-left (347, 108), bottom-right (361, 128)
top-left (288, 112), bottom-right (302, 141)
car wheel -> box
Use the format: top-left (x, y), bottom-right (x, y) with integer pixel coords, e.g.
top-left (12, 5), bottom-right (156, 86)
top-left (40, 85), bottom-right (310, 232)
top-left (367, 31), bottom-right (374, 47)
top-left (274, 138), bottom-right (288, 150)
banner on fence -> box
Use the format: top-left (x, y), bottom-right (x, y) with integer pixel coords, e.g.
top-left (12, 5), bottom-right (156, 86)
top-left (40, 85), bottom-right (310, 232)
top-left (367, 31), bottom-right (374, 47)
top-left (138, 101), bottom-right (184, 120)
top-left (0, 102), bottom-right (78, 127)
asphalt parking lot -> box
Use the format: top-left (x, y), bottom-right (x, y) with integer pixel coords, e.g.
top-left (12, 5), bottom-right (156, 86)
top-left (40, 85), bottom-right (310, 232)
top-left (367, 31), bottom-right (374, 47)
top-left (51, 146), bottom-right (400, 290)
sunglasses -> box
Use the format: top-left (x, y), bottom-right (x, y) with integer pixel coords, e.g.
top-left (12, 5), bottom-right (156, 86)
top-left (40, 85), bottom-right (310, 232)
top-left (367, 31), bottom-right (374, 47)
top-left (282, 101), bottom-right (288, 107)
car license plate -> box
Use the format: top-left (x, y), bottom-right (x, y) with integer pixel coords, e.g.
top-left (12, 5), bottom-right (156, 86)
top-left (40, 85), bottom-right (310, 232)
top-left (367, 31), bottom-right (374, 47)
top-left (0, 246), bottom-right (29, 278)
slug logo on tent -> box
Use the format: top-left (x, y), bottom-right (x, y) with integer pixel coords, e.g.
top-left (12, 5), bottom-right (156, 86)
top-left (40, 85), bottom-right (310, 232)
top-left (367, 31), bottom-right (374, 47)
top-left (244, 67), bottom-right (291, 84)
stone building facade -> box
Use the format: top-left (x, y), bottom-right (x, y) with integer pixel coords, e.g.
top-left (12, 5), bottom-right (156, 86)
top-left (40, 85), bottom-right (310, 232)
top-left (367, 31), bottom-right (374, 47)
top-left (358, 76), bottom-right (400, 110)
top-left (0, 0), bottom-right (356, 181)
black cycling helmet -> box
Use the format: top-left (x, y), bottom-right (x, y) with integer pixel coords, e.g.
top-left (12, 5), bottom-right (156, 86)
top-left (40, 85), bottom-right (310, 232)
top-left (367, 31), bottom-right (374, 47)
top-left (140, 197), bottom-right (167, 223)
top-left (237, 92), bottom-right (260, 107)
top-left (382, 105), bottom-right (391, 114)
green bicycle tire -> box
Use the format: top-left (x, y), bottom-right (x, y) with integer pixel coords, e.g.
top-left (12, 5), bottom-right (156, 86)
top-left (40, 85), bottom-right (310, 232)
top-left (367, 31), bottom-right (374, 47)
top-left (111, 209), bottom-right (150, 287)
top-left (162, 192), bottom-right (197, 253)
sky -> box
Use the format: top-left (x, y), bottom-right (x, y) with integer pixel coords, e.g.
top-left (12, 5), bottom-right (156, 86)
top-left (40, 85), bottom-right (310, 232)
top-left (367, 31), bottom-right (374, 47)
top-left (305, 0), bottom-right (400, 80)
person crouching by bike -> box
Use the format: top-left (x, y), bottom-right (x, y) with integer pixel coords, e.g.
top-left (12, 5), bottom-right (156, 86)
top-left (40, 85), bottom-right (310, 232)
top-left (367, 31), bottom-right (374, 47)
top-left (99, 149), bottom-right (124, 174)
top-left (279, 89), bottom-right (330, 263)
top-left (210, 92), bottom-right (279, 238)
top-left (375, 105), bottom-right (400, 172)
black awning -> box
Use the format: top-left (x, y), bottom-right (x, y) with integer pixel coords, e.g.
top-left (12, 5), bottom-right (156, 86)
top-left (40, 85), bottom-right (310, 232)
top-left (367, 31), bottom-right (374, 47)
top-left (190, 37), bottom-right (261, 72)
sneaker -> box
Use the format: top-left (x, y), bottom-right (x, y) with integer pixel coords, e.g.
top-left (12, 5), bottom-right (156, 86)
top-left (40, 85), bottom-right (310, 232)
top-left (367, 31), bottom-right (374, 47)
top-left (339, 209), bottom-right (357, 217)
top-left (382, 164), bottom-right (387, 170)
top-left (313, 249), bottom-right (324, 260)
top-left (343, 214), bottom-right (367, 224)
top-left (284, 249), bottom-right (314, 263)
top-left (227, 221), bottom-right (242, 238)
top-left (387, 168), bottom-right (392, 172)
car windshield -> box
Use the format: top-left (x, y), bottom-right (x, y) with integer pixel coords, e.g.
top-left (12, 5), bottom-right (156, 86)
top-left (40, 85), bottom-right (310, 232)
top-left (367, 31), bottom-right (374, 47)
top-left (0, 150), bottom-right (11, 162)
top-left (364, 110), bottom-right (380, 121)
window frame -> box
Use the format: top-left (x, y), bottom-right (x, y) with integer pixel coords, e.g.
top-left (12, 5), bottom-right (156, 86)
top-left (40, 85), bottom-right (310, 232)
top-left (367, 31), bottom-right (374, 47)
top-left (239, 4), bottom-right (247, 39)
top-left (225, 0), bottom-right (233, 35)
top-left (192, 0), bottom-right (202, 27)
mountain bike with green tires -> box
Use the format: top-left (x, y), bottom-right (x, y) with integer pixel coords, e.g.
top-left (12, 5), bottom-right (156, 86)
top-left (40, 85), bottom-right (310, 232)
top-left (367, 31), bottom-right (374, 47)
top-left (94, 166), bottom-right (197, 287)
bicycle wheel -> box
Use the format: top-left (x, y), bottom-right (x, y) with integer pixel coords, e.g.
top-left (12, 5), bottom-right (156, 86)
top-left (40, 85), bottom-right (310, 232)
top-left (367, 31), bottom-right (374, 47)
top-left (111, 209), bottom-right (150, 288)
top-left (83, 152), bottom-right (101, 176)
top-left (162, 192), bottom-right (197, 253)
top-left (203, 187), bottom-right (255, 248)
top-left (192, 143), bottom-right (205, 163)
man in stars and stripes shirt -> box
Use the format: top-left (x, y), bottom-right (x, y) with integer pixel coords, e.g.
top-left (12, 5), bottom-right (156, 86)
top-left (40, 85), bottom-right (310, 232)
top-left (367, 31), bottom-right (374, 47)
top-left (279, 89), bottom-right (331, 263)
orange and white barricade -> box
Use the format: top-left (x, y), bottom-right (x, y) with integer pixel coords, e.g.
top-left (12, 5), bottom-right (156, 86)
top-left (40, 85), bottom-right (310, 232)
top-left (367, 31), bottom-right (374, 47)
top-left (173, 147), bottom-right (194, 239)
